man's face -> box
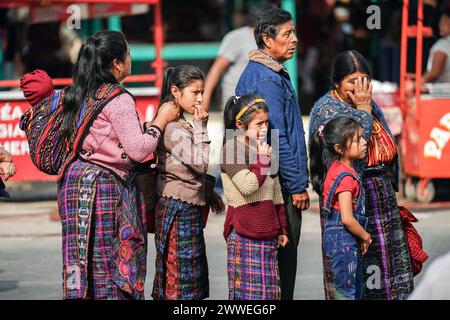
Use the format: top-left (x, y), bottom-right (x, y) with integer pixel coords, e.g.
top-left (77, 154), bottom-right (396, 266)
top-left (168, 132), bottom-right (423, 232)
top-left (265, 20), bottom-right (298, 63)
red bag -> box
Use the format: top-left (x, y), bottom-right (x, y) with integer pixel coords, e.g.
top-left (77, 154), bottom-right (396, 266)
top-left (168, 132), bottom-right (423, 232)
top-left (399, 206), bottom-right (428, 276)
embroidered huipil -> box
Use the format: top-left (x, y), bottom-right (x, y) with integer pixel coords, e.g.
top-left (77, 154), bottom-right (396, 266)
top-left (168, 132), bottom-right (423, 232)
top-left (80, 93), bottom-right (161, 182)
top-left (62, 92), bottom-right (162, 299)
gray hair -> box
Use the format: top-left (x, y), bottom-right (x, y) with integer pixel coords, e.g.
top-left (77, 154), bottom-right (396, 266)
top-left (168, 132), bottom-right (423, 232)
top-left (253, 7), bottom-right (293, 49)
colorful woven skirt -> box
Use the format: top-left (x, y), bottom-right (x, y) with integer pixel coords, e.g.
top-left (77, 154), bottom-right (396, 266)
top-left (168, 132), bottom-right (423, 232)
top-left (319, 170), bottom-right (414, 300)
top-left (226, 229), bottom-right (280, 300)
top-left (362, 170), bottom-right (414, 299)
top-left (152, 196), bottom-right (209, 300)
top-left (58, 159), bottom-right (147, 300)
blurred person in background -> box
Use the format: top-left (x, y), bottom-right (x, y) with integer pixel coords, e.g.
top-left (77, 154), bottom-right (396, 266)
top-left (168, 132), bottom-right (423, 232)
top-left (423, 8), bottom-right (450, 83)
top-left (203, 1), bottom-right (276, 111)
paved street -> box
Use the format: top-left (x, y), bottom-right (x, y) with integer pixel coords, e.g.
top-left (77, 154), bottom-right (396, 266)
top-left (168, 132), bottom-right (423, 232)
top-left (0, 199), bottom-right (449, 300)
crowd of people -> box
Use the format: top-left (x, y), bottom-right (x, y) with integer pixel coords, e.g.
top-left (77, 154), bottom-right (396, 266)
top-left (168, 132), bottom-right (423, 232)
top-left (3, 4), bottom-right (441, 301)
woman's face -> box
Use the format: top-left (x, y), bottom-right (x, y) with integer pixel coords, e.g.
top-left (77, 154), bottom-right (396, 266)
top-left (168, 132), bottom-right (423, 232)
top-left (335, 71), bottom-right (370, 103)
top-left (172, 80), bottom-right (204, 113)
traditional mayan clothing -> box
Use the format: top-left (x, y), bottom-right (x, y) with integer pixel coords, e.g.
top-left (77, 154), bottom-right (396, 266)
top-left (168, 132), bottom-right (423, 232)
top-left (310, 91), bottom-right (414, 300)
top-left (59, 159), bottom-right (147, 299)
top-left (227, 230), bottom-right (280, 300)
top-left (152, 196), bottom-right (209, 300)
top-left (152, 115), bottom-right (210, 300)
top-left (57, 87), bottom-right (162, 299)
top-left (221, 135), bottom-right (287, 300)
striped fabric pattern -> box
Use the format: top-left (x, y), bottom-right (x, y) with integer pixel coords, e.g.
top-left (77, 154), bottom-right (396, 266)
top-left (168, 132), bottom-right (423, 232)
top-left (20, 83), bottom-right (124, 177)
top-left (221, 138), bottom-right (279, 204)
top-left (362, 173), bottom-right (414, 300)
top-left (58, 159), bottom-right (147, 300)
top-left (227, 229), bottom-right (280, 300)
top-left (366, 117), bottom-right (397, 167)
top-left (221, 136), bottom-right (287, 240)
top-left (152, 196), bottom-right (209, 300)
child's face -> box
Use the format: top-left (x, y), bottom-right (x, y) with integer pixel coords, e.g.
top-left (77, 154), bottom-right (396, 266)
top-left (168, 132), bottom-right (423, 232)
top-left (244, 110), bottom-right (269, 142)
top-left (345, 128), bottom-right (367, 160)
top-left (172, 80), bottom-right (204, 114)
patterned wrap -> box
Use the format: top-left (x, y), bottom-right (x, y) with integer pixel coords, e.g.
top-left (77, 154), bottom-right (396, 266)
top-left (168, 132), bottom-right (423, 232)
top-left (226, 229), bottom-right (280, 300)
top-left (362, 171), bottom-right (414, 299)
top-left (19, 83), bottom-right (126, 177)
top-left (310, 92), bottom-right (413, 300)
top-left (152, 196), bottom-right (209, 300)
top-left (58, 159), bottom-right (147, 300)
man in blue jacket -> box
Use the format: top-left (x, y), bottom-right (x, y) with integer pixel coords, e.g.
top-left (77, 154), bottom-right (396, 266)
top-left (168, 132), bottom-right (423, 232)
top-left (236, 7), bottom-right (310, 300)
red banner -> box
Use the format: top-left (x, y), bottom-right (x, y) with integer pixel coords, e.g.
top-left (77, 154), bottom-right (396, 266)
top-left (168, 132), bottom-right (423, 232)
top-left (0, 92), bottom-right (159, 182)
top-left (402, 98), bottom-right (450, 178)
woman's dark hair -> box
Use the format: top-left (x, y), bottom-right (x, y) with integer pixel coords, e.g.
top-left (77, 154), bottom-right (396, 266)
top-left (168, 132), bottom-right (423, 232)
top-left (254, 8), bottom-right (292, 49)
top-left (62, 30), bottom-right (128, 138)
top-left (159, 65), bottom-right (204, 105)
top-left (331, 50), bottom-right (372, 87)
top-left (223, 94), bottom-right (269, 142)
top-left (309, 117), bottom-right (361, 195)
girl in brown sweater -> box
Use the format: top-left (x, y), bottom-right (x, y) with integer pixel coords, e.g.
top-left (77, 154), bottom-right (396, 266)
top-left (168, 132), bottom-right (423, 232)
top-left (221, 94), bottom-right (288, 300)
top-left (152, 65), bottom-right (210, 300)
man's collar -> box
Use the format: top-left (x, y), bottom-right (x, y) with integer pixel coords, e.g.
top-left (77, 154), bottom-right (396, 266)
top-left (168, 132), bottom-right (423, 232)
top-left (248, 49), bottom-right (289, 74)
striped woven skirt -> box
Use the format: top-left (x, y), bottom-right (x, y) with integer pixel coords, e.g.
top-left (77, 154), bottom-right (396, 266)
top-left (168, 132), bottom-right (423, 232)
top-left (152, 196), bottom-right (209, 300)
top-left (226, 229), bottom-right (280, 300)
top-left (319, 170), bottom-right (414, 300)
top-left (58, 159), bottom-right (147, 300)
top-left (362, 170), bottom-right (414, 299)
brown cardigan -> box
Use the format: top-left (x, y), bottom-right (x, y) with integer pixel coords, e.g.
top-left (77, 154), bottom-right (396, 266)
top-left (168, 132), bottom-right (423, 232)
top-left (155, 116), bottom-right (210, 206)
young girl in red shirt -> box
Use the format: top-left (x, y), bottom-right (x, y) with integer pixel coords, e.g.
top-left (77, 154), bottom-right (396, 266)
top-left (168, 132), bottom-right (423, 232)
top-left (309, 116), bottom-right (372, 300)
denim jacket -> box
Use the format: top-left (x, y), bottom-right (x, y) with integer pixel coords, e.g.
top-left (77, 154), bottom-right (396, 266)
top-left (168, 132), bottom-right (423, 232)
top-left (236, 50), bottom-right (309, 194)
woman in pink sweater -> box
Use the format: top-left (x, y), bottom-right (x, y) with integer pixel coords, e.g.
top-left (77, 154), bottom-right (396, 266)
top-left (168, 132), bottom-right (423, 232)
top-left (55, 31), bottom-right (178, 300)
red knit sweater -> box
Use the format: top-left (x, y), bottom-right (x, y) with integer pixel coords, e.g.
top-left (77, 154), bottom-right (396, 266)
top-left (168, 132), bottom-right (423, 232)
top-left (221, 137), bottom-right (287, 240)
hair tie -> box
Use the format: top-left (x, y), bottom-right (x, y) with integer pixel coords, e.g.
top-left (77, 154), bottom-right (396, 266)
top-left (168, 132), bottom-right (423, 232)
top-left (318, 125), bottom-right (324, 137)
top-left (235, 98), bottom-right (266, 120)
